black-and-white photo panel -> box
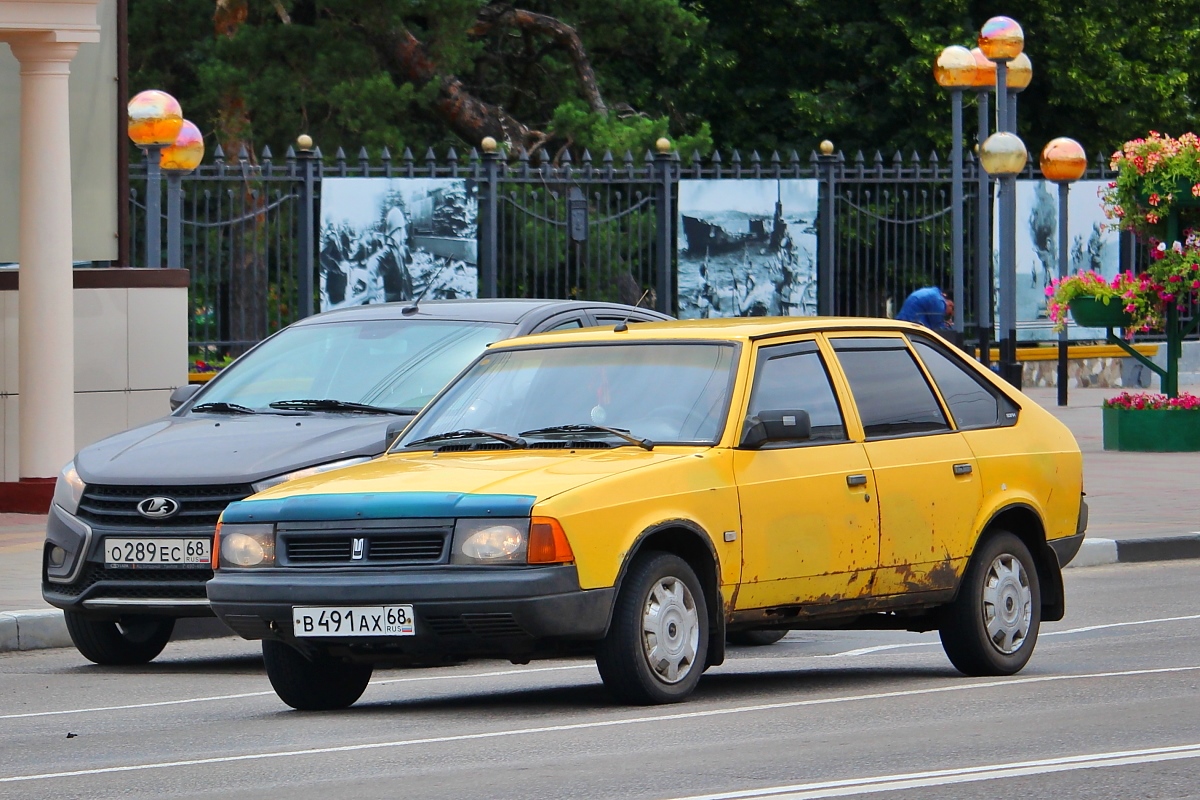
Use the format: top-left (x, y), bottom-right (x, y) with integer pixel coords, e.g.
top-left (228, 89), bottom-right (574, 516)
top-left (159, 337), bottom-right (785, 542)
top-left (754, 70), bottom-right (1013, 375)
top-left (677, 179), bottom-right (819, 319)
top-left (319, 178), bottom-right (478, 311)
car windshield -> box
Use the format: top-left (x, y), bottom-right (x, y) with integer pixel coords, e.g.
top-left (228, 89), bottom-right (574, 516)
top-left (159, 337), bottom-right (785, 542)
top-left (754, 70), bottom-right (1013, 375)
top-left (398, 342), bottom-right (737, 448)
top-left (191, 318), bottom-right (516, 413)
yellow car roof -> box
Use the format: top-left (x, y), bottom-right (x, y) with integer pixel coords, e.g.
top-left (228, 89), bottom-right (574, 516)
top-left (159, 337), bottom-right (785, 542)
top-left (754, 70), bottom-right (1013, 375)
top-left (491, 316), bottom-right (939, 348)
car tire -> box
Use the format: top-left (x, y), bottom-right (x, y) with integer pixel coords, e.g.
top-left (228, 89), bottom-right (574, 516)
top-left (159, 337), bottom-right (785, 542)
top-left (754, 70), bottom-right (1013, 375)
top-left (726, 629), bottom-right (788, 647)
top-left (596, 552), bottom-right (709, 705)
top-left (939, 530), bottom-right (1041, 676)
top-left (64, 612), bottom-right (175, 666)
top-left (262, 640), bottom-right (373, 711)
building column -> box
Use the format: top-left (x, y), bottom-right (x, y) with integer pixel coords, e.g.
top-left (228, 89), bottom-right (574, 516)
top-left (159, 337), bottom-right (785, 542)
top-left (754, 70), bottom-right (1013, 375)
top-left (10, 39), bottom-right (80, 480)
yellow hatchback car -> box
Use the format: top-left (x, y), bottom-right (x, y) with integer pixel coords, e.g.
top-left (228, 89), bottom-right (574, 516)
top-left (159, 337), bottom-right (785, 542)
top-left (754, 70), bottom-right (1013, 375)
top-left (207, 318), bottom-right (1086, 709)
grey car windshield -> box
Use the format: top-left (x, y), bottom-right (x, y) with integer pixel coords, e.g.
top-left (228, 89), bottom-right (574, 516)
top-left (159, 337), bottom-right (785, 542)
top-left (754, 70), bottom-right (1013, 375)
top-left (399, 342), bottom-right (737, 447)
top-left (192, 319), bottom-right (516, 412)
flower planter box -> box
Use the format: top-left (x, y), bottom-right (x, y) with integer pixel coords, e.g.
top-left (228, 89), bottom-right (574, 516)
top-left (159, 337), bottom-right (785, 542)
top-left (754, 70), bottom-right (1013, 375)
top-left (1068, 296), bottom-right (1133, 329)
top-left (1102, 406), bottom-right (1200, 451)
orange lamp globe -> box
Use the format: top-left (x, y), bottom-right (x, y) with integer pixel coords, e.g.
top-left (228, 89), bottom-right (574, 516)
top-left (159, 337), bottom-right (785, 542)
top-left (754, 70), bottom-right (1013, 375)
top-left (1007, 52), bottom-right (1032, 92)
top-left (1040, 137), bottom-right (1087, 182)
top-left (934, 45), bottom-right (977, 88)
top-left (969, 47), bottom-right (997, 89)
top-left (128, 90), bottom-right (183, 147)
top-left (979, 132), bottom-right (1028, 176)
top-left (978, 16), bottom-right (1025, 61)
top-left (160, 120), bottom-right (205, 172)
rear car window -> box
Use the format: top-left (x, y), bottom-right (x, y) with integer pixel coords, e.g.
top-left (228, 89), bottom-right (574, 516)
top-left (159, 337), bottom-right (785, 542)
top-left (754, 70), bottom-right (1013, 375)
top-left (910, 338), bottom-right (1001, 429)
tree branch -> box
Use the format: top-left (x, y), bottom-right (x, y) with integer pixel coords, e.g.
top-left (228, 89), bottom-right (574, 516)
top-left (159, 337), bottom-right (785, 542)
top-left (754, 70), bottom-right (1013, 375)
top-left (387, 27), bottom-right (547, 154)
top-left (470, 5), bottom-right (608, 117)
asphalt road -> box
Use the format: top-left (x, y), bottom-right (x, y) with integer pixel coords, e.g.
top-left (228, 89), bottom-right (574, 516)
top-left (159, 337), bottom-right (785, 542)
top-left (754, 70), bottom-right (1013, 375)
top-left (3, 561), bottom-right (1200, 800)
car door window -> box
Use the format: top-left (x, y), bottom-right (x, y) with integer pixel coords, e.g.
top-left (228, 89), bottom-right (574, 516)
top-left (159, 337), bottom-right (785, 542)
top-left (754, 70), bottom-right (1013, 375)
top-left (832, 338), bottom-right (950, 439)
top-left (747, 341), bottom-right (847, 444)
top-left (539, 317), bottom-right (585, 332)
top-left (910, 338), bottom-right (1001, 429)
top-left (593, 314), bottom-right (654, 327)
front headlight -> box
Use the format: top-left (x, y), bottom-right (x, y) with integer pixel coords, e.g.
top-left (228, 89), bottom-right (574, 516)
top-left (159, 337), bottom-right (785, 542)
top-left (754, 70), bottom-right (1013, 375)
top-left (216, 523), bottom-right (275, 569)
top-left (251, 456), bottom-right (373, 493)
top-left (451, 518), bottom-right (529, 565)
top-left (52, 462), bottom-right (86, 515)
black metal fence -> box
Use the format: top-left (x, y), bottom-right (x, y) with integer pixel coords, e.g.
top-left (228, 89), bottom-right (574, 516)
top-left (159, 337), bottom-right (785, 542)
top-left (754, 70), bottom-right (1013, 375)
top-left (128, 143), bottom-right (1124, 358)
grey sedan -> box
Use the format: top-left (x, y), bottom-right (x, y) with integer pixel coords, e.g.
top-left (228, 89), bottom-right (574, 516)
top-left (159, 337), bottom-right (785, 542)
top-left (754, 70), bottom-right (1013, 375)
top-left (43, 299), bottom-right (668, 665)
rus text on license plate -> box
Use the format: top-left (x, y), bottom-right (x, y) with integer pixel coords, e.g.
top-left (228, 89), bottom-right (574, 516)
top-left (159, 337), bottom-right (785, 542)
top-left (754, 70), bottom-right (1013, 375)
top-left (105, 538), bottom-right (211, 567)
top-left (292, 606), bottom-right (416, 637)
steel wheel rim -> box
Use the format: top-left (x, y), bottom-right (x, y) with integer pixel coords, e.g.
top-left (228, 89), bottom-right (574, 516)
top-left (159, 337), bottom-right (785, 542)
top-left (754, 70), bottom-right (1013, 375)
top-left (981, 553), bottom-right (1032, 655)
top-left (640, 576), bottom-right (700, 684)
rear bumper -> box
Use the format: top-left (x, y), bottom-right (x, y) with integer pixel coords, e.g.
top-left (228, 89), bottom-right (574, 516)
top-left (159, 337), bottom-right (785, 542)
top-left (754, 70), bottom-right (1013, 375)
top-left (1049, 497), bottom-right (1088, 567)
top-left (207, 565), bottom-right (614, 660)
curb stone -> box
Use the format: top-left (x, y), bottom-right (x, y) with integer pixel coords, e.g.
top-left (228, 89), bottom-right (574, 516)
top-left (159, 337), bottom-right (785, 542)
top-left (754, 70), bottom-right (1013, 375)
top-left (2, 537), bottom-right (1198, 653)
top-left (1065, 535), bottom-right (1200, 568)
top-left (0, 611), bottom-right (236, 654)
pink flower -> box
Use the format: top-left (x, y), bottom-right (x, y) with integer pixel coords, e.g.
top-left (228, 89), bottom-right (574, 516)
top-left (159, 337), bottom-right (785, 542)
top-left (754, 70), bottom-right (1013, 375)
top-left (1125, 304), bottom-right (1137, 312)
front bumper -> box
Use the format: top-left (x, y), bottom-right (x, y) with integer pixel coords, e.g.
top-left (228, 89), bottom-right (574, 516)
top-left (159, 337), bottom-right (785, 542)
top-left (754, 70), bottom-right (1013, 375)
top-left (41, 505), bottom-right (214, 618)
top-left (207, 565), bottom-right (614, 660)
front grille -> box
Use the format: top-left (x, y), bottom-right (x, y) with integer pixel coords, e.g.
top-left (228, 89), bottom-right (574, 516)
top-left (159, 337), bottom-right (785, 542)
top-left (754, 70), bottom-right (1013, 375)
top-left (45, 562), bottom-right (211, 598)
top-left (279, 522), bottom-right (451, 566)
top-left (287, 537), bottom-right (353, 562)
top-left (368, 535), bottom-right (445, 562)
top-left (77, 484), bottom-right (252, 529)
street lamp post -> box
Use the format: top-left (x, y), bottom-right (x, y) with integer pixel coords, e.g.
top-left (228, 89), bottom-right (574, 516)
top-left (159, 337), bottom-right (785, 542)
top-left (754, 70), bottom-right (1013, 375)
top-left (160, 120), bottom-right (204, 270)
top-left (934, 45), bottom-right (977, 338)
top-left (980, 131), bottom-right (1028, 389)
top-left (980, 17), bottom-right (1026, 388)
top-left (127, 90), bottom-right (183, 268)
top-left (1040, 137), bottom-right (1088, 406)
top-left (969, 47), bottom-right (996, 366)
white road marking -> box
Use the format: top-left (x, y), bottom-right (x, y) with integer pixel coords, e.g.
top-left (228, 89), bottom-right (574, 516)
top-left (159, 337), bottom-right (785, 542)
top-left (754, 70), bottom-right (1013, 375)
top-left (664, 742), bottom-right (1200, 799)
top-left (7, 613), bottom-right (1200, 720)
top-left (815, 613), bottom-right (1200, 658)
top-left (2, 665), bottom-right (1197, 784)
top-left (1043, 613), bottom-right (1200, 637)
top-left (0, 664), bottom-right (593, 721)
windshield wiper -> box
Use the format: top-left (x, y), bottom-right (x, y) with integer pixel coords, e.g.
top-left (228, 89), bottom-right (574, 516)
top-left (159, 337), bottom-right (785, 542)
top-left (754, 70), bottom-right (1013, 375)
top-left (405, 429), bottom-right (526, 448)
top-left (191, 402), bottom-right (257, 415)
top-left (519, 424), bottom-right (654, 451)
top-left (268, 399), bottom-right (415, 415)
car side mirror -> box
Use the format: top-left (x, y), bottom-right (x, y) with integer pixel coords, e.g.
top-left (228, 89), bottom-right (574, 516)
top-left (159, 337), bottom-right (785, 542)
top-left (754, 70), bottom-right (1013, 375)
top-left (385, 419), bottom-right (410, 448)
top-left (169, 384), bottom-right (202, 411)
top-left (741, 409), bottom-right (812, 449)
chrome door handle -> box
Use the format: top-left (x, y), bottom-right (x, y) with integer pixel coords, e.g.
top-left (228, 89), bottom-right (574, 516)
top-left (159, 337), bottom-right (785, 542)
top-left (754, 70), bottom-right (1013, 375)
top-left (953, 463), bottom-right (973, 476)
top-left (846, 474), bottom-right (868, 487)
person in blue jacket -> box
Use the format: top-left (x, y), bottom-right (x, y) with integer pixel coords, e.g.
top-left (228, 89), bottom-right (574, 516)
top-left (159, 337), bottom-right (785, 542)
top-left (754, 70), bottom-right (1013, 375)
top-left (895, 286), bottom-right (953, 329)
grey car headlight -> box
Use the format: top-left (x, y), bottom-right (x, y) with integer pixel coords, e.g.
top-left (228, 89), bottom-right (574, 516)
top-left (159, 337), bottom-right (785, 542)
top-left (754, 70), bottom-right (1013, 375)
top-left (216, 523), bottom-right (276, 568)
top-left (450, 518), bottom-right (530, 565)
top-left (251, 456), bottom-right (372, 493)
top-left (52, 462), bottom-right (86, 516)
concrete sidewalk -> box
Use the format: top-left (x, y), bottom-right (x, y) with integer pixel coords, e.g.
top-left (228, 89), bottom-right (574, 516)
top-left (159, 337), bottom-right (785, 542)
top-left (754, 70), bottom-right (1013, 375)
top-left (2, 386), bottom-right (1197, 652)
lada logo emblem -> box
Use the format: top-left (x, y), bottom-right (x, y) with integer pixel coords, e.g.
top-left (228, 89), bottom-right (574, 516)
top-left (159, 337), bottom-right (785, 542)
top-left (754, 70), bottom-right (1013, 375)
top-left (137, 496), bottom-right (180, 519)
top-left (351, 537), bottom-right (365, 560)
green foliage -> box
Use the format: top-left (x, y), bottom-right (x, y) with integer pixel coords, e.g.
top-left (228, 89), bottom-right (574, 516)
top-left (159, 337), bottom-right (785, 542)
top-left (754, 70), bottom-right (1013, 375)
top-left (128, 0), bottom-right (1200, 162)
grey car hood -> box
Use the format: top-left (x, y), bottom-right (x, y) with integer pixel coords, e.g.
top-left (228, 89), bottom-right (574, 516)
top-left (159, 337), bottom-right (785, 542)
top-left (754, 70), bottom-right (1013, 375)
top-left (74, 412), bottom-right (409, 485)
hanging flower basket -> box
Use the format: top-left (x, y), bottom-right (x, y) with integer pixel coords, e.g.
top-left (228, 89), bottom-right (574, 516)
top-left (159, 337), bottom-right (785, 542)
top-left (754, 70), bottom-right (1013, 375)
top-left (1067, 296), bottom-right (1134, 329)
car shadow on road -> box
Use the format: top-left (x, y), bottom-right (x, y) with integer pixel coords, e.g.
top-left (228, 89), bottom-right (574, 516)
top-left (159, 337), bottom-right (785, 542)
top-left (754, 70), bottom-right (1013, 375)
top-left (334, 663), bottom-right (965, 717)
